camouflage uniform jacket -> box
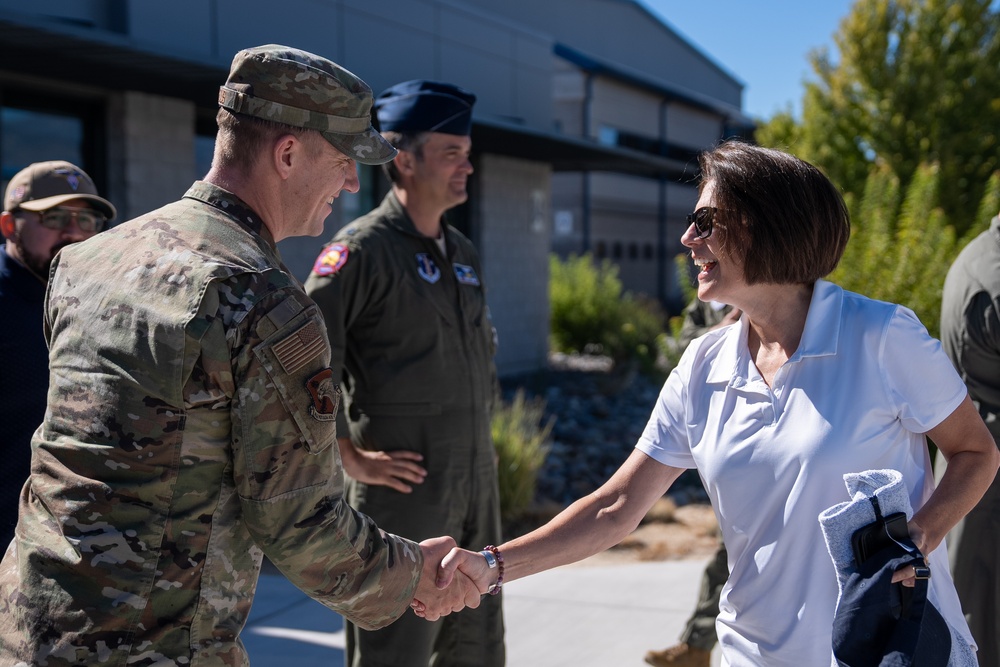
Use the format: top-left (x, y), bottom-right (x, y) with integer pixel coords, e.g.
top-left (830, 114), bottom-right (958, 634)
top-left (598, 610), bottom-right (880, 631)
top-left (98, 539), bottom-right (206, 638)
top-left (0, 182), bottom-right (422, 667)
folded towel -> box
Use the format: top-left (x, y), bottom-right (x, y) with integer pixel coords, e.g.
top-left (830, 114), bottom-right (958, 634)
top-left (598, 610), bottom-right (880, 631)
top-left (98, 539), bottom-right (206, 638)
top-left (818, 469), bottom-right (976, 667)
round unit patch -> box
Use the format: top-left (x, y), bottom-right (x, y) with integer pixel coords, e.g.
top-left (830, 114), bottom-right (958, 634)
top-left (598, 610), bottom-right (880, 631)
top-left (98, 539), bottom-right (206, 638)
top-left (313, 243), bottom-right (349, 276)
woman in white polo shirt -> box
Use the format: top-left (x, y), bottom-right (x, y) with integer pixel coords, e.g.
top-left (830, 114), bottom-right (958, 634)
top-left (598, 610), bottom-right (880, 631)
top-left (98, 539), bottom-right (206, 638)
top-left (428, 141), bottom-right (998, 666)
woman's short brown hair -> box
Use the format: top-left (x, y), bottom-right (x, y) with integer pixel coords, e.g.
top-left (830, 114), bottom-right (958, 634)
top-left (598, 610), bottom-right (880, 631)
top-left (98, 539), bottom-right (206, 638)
top-left (699, 140), bottom-right (850, 285)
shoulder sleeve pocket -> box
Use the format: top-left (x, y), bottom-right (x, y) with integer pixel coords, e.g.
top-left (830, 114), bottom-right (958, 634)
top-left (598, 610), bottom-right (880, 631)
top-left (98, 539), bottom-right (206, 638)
top-left (252, 310), bottom-right (340, 454)
top-left (235, 304), bottom-right (342, 500)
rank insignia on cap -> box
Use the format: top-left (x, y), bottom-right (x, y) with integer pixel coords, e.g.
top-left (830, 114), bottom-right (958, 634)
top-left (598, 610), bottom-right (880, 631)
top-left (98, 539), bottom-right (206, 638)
top-left (313, 243), bottom-right (349, 277)
top-left (416, 253), bottom-right (441, 284)
top-left (453, 263), bottom-right (480, 286)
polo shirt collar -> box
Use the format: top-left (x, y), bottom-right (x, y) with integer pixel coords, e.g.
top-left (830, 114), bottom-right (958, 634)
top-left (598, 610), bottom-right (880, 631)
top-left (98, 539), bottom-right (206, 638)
top-left (705, 279), bottom-right (843, 385)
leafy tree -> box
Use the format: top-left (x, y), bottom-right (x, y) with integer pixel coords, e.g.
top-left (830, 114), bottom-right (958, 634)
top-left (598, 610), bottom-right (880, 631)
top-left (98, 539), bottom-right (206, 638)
top-left (753, 106), bottom-right (802, 153)
top-left (831, 162), bottom-right (963, 337)
top-left (798, 0), bottom-right (1000, 230)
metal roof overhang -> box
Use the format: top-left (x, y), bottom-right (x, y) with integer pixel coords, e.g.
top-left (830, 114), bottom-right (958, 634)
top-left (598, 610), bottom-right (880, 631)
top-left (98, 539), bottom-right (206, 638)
top-left (0, 17), bottom-right (226, 102)
top-left (554, 43), bottom-right (755, 130)
top-left (473, 117), bottom-right (695, 180)
top-left (0, 16), bottom-right (696, 180)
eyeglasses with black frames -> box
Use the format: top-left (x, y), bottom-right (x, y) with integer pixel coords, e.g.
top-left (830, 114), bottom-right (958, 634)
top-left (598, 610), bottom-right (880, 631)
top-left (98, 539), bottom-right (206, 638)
top-left (19, 207), bottom-right (107, 233)
top-left (685, 206), bottom-right (718, 240)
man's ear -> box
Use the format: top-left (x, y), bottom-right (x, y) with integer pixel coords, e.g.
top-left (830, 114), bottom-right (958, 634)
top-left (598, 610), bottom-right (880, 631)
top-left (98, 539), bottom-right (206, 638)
top-left (394, 150), bottom-right (415, 177)
top-left (0, 211), bottom-right (17, 239)
top-left (272, 133), bottom-right (301, 180)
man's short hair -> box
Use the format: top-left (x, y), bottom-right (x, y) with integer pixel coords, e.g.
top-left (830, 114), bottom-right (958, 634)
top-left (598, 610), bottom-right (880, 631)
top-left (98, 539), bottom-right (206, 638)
top-left (380, 130), bottom-right (432, 185)
top-left (213, 108), bottom-right (310, 174)
top-left (699, 141), bottom-right (850, 285)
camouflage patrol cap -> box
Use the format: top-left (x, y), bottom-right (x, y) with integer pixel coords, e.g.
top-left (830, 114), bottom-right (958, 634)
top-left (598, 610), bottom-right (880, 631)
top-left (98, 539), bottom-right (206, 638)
top-left (218, 44), bottom-right (397, 166)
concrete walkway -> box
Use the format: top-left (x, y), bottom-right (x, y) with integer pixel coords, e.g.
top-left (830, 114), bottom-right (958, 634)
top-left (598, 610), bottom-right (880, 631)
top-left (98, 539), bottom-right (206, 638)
top-left (242, 555), bottom-right (722, 666)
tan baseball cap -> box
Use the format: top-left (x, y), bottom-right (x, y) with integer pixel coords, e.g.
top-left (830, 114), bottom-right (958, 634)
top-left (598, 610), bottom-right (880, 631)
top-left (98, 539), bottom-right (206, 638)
top-left (4, 160), bottom-right (116, 220)
top-left (218, 44), bottom-right (397, 166)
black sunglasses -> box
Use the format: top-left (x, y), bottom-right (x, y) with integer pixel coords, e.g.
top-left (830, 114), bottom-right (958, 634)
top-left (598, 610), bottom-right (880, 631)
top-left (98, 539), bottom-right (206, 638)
top-left (685, 207), bottom-right (718, 239)
top-left (21, 206), bottom-right (107, 233)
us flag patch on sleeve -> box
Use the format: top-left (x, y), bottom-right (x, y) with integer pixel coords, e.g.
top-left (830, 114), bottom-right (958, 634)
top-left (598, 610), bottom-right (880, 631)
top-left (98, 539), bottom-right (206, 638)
top-left (272, 320), bottom-right (325, 374)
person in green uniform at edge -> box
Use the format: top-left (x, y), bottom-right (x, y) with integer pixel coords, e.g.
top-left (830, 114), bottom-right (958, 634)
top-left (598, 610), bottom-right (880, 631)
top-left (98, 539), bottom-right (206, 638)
top-left (0, 46), bottom-right (482, 667)
top-left (305, 80), bottom-right (504, 667)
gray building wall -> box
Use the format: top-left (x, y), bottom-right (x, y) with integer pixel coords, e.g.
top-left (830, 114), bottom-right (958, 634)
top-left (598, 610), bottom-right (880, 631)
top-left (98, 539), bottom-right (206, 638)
top-left (458, 0), bottom-right (744, 109)
top-left (461, 0), bottom-right (749, 308)
top-left (477, 154), bottom-right (552, 376)
top-left (108, 92), bottom-right (196, 222)
top-left (0, 0), bottom-right (749, 373)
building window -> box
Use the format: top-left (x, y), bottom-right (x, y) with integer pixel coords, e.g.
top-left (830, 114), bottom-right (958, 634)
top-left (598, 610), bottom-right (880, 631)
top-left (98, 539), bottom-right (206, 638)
top-left (194, 111), bottom-right (217, 181)
top-left (628, 242), bottom-right (638, 260)
top-left (612, 241), bottom-right (622, 259)
top-left (594, 241), bottom-right (607, 259)
top-left (594, 123), bottom-right (701, 164)
top-left (0, 89), bottom-right (104, 206)
top-left (598, 125), bottom-right (618, 146)
top-left (644, 243), bottom-right (655, 260)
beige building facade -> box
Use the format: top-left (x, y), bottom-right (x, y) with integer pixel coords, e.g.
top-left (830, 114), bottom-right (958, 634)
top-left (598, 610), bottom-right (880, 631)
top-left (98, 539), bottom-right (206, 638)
top-left (0, 0), bottom-right (750, 375)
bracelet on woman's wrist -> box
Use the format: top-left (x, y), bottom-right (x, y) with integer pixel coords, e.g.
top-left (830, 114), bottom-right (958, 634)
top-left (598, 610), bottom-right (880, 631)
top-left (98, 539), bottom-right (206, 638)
top-left (481, 545), bottom-right (504, 595)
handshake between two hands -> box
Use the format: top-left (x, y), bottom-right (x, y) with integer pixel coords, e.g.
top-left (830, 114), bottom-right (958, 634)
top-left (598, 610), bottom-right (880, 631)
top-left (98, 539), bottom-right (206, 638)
top-left (410, 537), bottom-right (496, 621)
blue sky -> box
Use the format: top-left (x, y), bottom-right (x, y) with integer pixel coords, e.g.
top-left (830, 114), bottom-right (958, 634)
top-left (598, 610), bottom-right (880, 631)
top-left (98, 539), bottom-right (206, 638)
top-left (638, 0), bottom-right (856, 120)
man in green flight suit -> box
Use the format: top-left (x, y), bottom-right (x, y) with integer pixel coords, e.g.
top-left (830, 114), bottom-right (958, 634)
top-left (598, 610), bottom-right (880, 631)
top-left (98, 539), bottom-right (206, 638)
top-left (305, 80), bottom-right (504, 667)
top-left (0, 46), bottom-right (480, 667)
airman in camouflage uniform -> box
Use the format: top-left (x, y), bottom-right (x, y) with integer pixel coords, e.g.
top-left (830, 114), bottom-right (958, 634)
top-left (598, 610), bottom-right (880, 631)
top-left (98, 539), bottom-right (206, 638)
top-left (0, 45), bottom-right (479, 667)
top-left (305, 80), bottom-right (504, 667)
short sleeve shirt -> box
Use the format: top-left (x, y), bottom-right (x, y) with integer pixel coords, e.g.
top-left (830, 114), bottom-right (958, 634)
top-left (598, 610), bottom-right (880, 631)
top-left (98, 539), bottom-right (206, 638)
top-left (637, 280), bottom-right (970, 666)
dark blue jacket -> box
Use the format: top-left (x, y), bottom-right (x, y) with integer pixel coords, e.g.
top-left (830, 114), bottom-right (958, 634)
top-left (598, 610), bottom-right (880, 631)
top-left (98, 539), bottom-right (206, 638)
top-left (0, 245), bottom-right (48, 548)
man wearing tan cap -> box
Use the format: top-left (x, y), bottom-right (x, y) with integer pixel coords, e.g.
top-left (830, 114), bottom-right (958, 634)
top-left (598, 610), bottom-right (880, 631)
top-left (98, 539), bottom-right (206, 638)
top-left (0, 45), bottom-right (479, 666)
top-left (0, 160), bottom-right (115, 551)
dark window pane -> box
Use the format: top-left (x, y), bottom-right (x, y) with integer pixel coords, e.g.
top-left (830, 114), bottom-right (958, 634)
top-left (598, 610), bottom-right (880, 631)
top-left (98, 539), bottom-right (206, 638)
top-left (194, 135), bottom-right (215, 180)
top-left (1, 108), bottom-right (84, 187)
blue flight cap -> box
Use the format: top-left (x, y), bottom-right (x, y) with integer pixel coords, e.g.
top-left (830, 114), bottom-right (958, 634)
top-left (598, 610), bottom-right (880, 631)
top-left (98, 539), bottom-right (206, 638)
top-left (375, 80), bottom-right (476, 136)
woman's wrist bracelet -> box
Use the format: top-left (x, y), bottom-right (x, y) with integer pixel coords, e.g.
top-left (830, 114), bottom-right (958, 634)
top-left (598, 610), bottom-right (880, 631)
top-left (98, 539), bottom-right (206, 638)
top-left (482, 545), bottom-right (504, 595)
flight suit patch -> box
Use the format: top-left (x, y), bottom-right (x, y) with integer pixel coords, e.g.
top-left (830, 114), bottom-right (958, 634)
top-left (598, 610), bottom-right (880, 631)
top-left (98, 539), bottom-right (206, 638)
top-left (306, 369), bottom-right (340, 421)
top-left (453, 263), bottom-right (480, 286)
top-left (312, 243), bottom-right (349, 276)
top-left (416, 253), bottom-right (441, 284)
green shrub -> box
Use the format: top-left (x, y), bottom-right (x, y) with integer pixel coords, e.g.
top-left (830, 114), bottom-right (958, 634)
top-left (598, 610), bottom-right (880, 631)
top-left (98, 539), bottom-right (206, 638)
top-left (492, 389), bottom-right (553, 523)
top-left (549, 253), bottom-right (665, 371)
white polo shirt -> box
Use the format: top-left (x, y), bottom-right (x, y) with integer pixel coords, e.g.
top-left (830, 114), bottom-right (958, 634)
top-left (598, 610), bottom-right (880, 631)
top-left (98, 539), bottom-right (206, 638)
top-left (637, 280), bottom-right (972, 666)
